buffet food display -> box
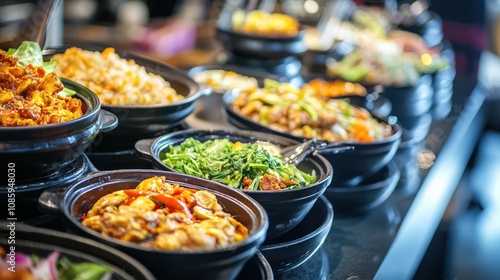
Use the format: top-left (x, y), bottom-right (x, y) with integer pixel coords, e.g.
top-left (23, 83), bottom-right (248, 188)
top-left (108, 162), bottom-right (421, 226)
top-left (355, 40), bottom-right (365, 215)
top-left (0, 42), bottom-right (83, 126)
top-left (232, 10), bottom-right (301, 37)
top-left (0, 1), bottom-right (460, 279)
top-left (0, 248), bottom-right (111, 280)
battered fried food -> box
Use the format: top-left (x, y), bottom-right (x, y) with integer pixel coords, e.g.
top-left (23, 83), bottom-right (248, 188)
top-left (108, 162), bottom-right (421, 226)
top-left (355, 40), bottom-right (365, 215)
top-left (0, 49), bottom-right (83, 126)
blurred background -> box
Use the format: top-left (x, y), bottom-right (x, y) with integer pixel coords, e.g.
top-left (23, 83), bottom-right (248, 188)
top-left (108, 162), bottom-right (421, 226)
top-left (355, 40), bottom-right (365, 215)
top-left (0, 0), bottom-right (498, 279)
top-left (0, 0), bottom-right (488, 77)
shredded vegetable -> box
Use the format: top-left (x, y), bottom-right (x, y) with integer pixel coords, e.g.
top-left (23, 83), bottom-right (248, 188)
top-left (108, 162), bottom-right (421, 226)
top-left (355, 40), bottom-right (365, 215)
top-left (0, 247), bottom-right (111, 280)
top-left (231, 80), bottom-right (393, 142)
top-left (161, 138), bottom-right (317, 190)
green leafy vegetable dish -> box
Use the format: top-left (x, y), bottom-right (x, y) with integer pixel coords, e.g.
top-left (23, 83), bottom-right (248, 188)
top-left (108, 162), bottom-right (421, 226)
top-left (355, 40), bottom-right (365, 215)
top-left (7, 41), bottom-right (75, 97)
top-left (161, 138), bottom-right (317, 191)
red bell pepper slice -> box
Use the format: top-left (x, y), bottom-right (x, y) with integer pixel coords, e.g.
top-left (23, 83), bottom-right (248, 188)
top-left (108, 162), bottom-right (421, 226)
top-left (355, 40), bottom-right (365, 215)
top-left (151, 193), bottom-right (192, 219)
top-left (123, 189), bottom-right (193, 219)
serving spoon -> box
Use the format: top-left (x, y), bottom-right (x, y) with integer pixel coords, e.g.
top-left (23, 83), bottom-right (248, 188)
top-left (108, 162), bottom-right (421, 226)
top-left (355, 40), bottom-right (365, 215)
top-left (281, 115), bottom-right (398, 165)
top-left (1, 0), bottom-right (59, 50)
top-left (281, 139), bottom-right (354, 165)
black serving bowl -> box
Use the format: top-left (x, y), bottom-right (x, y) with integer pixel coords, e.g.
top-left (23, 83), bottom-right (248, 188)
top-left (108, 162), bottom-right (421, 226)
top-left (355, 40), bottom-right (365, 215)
top-left (187, 64), bottom-right (285, 123)
top-left (0, 223), bottom-right (155, 279)
top-left (432, 66), bottom-right (455, 105)
top-left (38, 169), bottom-right (268, 280)
top-left (0, 78), bottom-right (117, 184)
top-left (398, 110), bottom-right (433, 143)
top-left (323, 160), bottom-right (400, 212)
top-left (398, 11), bottom-right (444, 48)
top-left (236, 251), bottom-right (274, 280)
top-left (43, 46), bottom-right (211, 140)
top-left (260, 195), bottom-right (333, 274)
top-left (222, 90), bottom-right (402, 186)
top-left (188, 64), bottom-right (286, 93)
top-left (301, 74), bottom-right (393, 118)
top-left (216, 27), bottom-right (307, 59)
top-left (134, 129), bottom-right (333, 239)
top-left (377, 74), bottom-right (434, 118)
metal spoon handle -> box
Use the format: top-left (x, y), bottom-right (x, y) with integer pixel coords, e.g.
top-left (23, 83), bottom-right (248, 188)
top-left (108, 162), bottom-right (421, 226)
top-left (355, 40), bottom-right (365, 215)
top-left (17, 0), bottom-right (59, 49)
top-left (314, 141), bottom-right (355, 154)
top-left (282, 139), bottom-right (354, 165)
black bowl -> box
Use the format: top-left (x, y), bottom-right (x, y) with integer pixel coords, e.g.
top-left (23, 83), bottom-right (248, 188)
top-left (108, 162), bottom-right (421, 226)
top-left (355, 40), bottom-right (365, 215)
top-left (260, 195), bottom-right (333, 274)
top-left (43, 46), bottom-right (211, 139)
top-left (398, 11), bottom-right (443, 48)
top-left (398, 111), bottom-right (433, 143)
top-left (236, 251), bottom-right (274, 280)
top-left (431, 66), bottom-right (455, 105)
top-left (222, 90), bottom-right (402, 186)
top-left (362, 93), bottom-right (393, 118)
top-left (0, 223), bottom-right (155, 279)
top-left (377, 74), bottom-right (434, 117)
top-left (188, 64), bottom-right (286, 93)
top-left (323, 160), bottom-right (400, 212)
top-left (38, 169), bottom-right (268, 280)
top-left (432, 98), bottom-right (452, 121)
top-left (300, 74), bottom-right (393, 118)
top-left (187, 64), bottom-right (285, 123)
top-left (301, 41), bottom-right (357, 74)
top-left (0, 78), bottom-right (117, 183)
top-left (216, 27), bottom-right (307, 59)
top-left (134, 129), bottom-right (333, 239)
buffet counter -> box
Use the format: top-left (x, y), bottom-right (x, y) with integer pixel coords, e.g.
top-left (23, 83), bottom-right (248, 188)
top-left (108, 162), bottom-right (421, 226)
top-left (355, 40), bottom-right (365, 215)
top-left (55, 31), bottom-right (488, 277)
top-left (3, 20), bottom-right (489, 279)
top-left (185, 72), bottom-right (488, 279)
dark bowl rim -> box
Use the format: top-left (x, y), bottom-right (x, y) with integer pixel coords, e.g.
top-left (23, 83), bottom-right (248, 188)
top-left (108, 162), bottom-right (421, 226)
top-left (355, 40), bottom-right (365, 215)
top-left (259, 195), bottom-right (333, 250)
top-left (0, 78), bottom-right (100, 131)
top-left (187, 64), bottom-right (286, 94)
top-left (0, 222), bottom-right (156, 280)
top-left (145, 128), bottom-right (334, 194)
top-left (222, 90), bottom-right (403, 146)
top-left (42, 46), bottom-right (207, 109)
top-left (216, 25), bottom-right (307, 42)
top-left (252, 250), bottom-right (274, 279)
top-left (62, 169), bottom-right (269, 256)
top-left (326, 160), bottom-right (400, 193)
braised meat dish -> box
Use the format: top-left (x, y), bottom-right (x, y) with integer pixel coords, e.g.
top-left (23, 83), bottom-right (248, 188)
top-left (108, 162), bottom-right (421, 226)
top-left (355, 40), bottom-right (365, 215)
top-left (0, 50), bottom-right (83, 126)
top-left (82, 176), bottom-right (249, 252)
